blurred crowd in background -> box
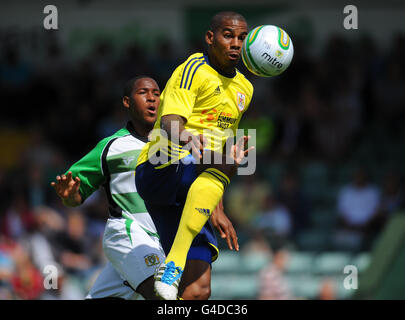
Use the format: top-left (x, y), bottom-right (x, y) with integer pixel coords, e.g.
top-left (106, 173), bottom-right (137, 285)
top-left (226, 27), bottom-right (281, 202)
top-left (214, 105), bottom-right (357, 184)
top-left (0, 23), bottom-right (404, 299)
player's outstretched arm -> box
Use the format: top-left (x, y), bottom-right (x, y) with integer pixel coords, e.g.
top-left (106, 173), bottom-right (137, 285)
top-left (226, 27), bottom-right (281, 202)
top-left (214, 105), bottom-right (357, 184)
top-left (210, 197), bottom-right (239, 251)
top-left (50, 171), bottom-right (82, 207)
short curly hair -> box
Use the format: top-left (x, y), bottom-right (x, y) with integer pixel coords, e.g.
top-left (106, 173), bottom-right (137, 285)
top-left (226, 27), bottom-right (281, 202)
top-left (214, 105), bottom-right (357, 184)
top-left (209, 11), bottom-right (247, 32)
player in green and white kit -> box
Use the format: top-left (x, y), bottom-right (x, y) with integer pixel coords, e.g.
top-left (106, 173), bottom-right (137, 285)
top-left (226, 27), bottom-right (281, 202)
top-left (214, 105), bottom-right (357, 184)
top-left (52, 76), bottom-right (163, 299)
top-left (51, 76), bottom-right (239, 300)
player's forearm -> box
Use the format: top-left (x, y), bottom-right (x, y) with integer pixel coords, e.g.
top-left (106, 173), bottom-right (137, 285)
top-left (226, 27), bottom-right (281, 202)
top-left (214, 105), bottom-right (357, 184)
top-left (161, 114), bottom-right (189, 145)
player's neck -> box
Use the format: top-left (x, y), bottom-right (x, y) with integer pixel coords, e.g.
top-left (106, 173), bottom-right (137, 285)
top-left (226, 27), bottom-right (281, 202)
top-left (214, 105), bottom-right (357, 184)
top-left (128, 120), bottom-right (152, 139)
top-left (206, 53), bottom-right (236, 78)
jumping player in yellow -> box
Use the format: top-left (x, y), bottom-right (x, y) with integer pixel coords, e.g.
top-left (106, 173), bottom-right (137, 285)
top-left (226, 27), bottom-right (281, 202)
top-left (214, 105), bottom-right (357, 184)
top-left (135, 11), bottom-right (254, 299)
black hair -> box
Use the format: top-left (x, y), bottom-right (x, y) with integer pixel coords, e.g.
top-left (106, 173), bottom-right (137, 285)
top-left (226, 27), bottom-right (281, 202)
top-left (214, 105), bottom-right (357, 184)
top-left (123, 75), bottom-right (154, 97)
top-left (209, 11), bottom-right (247, 32)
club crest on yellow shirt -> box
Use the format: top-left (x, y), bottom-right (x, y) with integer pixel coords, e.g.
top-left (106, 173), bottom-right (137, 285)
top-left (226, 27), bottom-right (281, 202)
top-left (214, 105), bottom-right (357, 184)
top-left (237, 92), bottom-right (246, 111)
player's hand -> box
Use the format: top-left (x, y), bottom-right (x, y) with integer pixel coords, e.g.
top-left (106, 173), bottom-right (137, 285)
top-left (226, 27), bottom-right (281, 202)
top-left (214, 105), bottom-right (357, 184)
top-left (50, 171), bottom-right (82, 206)
top-left (230, 135), bottom-right (254, 166)
top-left (210, 203), bottom-right (239, 251)
top-left (182, 132), bottom-right (207, 160)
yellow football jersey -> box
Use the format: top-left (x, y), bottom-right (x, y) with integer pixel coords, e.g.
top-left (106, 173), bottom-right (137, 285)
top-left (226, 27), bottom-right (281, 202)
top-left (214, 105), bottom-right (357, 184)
top-left (137, 52), bottom-right (254, 166)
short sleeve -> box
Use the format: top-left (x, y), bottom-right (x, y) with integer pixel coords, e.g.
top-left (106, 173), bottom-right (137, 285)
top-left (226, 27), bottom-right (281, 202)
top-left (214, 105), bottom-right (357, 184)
top-left (66, 138), bottom-right (109, 202)
top-left (161, 87), bottom-right (197, 121)
top-left (161, 57), bottom-right (207, 121)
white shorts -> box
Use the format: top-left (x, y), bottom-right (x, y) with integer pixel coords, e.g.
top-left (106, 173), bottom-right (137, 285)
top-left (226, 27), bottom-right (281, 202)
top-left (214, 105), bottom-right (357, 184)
top-left (86, 217), bottom-right (165, 300)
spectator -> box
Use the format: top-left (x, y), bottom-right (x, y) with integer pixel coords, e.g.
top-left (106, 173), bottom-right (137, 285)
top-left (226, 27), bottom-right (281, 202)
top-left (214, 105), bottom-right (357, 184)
top-left (241, 230), bottom-right (272, 259)
top-left (19, 206), bottom-right (64, 273)
top-left (53, 210), bottom-right (94, 278)
top-left (253, 192), bottom-right (292, 239)
top-left (277, 169), bottom-right (311, 236)
top-left (258, 246), bottom-right (295, 300)
top-left (370, 170), bottom-right (404, 234)
top-left (0, 246), bottom-right (15, 299)
top-left (316, 278), bottom-right (337, 300)
top-left (0, 191), bottom-right (36, 240)
top-left (225, 175), bottom-right (271, 228)
top-left (374, 60), bottom-right (405, 137)
top-left (27, 165), bottom-right (47, 208)
top-left (10, 243), bottom-right (44, 300)
top-left (314, 74), bottom-right (363, 160)
top-left (0, 47), bottom-right (32, 89)
top-left (335, 167), bottom-right (380, 250)
top-left (378, 170), bottom-right (403, 217)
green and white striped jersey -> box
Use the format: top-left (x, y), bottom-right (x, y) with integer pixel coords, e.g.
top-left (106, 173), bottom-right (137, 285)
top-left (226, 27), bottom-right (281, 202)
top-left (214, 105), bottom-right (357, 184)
top-left (67, 122), bottom-right (158, 237)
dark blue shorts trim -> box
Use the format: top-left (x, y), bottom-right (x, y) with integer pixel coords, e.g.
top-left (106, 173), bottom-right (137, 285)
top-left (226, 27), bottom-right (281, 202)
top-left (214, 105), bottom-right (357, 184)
top-left (187, 244), bottom-right (213, 264)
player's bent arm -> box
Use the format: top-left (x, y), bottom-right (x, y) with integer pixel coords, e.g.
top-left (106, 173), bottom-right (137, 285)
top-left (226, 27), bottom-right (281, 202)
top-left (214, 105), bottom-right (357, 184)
top-left (161, 114), bottom-right (205, 156)
top-left (161, 114), bottom-right (187, 144)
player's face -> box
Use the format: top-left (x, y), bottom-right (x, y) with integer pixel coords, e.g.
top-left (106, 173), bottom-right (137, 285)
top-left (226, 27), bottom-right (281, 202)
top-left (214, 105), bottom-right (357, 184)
top-left (127, 78), bottom-right (160, 127)
top-left (207, 18), bottom-right (248, 71)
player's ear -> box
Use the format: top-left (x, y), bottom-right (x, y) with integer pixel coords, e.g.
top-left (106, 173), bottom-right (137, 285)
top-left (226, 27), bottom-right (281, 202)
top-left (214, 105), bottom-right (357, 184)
top-left (205, 30), bottom-right (214, 45)
top-left (122, 96), bottom-right (130, 109)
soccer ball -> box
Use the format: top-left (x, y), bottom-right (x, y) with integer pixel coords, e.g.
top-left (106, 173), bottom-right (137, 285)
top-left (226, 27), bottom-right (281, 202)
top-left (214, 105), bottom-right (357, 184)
top-left (242, 25), bottom-right (294, 77)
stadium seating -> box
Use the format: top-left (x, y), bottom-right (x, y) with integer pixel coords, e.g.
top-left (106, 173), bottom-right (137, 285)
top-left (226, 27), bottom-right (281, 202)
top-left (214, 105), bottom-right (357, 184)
top-left (285, 274), bottom-right (321, 299)
top-left (312, 252), bottom-right (352, 275)
top-left (210, 249), bottom-right (369, 299)
top-left (295, 229), bottom-right (332, 251)
top-left (284, 251), bottom-right (314, 274)
top-left (240, 252), bottom-right (271, 273)
top-left (212, 251), bottom-right (241, 273)
top-left (211, 273), bottom-right (259, 300)
top-left (351, 252), bottom-right (371, 273)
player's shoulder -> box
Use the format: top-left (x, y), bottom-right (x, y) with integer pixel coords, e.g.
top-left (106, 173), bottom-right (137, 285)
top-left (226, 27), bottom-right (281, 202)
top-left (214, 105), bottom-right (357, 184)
top-left (101, 127), bottom-right (130, 142)
top-left (178, 52), bottom-right (209, 90)
top-left (94, 126), bottom-right (131, 151)
top-left (96, 125), bottom-right (147, 159)
top-left (182, 52), bottom-right (206, 63)
top-left (235, 69), bottom-right (254, 96)
top-left (178, 52), bottom-right (207, 72)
